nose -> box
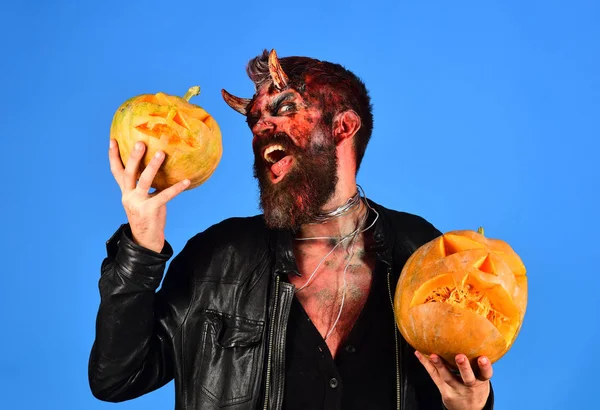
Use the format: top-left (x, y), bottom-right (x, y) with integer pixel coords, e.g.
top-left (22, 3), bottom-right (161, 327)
top-left (252, 119), bottom-right (276, 138)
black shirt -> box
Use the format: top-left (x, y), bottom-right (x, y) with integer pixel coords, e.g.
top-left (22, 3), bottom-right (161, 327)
top-left (282, 260), bottom-right (397, 410)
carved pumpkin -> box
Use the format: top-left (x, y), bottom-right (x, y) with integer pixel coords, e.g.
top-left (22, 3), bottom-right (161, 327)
top-left (110, 86), bottom-right (222, 191)
top-left (394, 228), bottom-right (527, 366)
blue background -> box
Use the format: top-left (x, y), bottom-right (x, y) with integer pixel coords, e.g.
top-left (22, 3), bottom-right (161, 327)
top-left (1, 0), bottom-right (598, 409)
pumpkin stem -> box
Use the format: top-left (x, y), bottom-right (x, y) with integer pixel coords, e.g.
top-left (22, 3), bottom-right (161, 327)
top-left (183, 86), bottom-right (201, 101)
top-left (477, 226), bottom-right (485, 236)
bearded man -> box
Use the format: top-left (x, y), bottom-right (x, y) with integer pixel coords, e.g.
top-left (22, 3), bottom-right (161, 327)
top-left (89, 49), bottom-right (495, 410)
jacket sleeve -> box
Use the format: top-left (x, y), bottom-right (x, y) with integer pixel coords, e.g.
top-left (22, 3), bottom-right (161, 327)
top-left (88, 223), bottom-right (194, 402)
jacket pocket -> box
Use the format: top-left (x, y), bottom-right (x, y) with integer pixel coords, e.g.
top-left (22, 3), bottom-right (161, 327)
top-left (198, 311), bottom-right (264, 407)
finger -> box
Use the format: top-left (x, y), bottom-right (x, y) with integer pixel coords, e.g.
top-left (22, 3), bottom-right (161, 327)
top-left (137, 150), bottom-right (165, 193)
top-left (455, 354), bottom-right (477, 387)
top-left (108, 139), bottom-right (125, 189)
top-left (123, 141), bottom-right (146, 192)
top-left (152, 178), bottom-right (191, 205)
top-left (476, 356), bottom-right (494, 381)
top-left (428, 354), bottom-right (459, 386)
top-left (414, 351), bottom-right (444, 387)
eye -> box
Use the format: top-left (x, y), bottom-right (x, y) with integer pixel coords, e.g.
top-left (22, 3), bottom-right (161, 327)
top-left (277, 103), bottom-right (295, 115)
top-left (246, 114), bottom-right (260, 127)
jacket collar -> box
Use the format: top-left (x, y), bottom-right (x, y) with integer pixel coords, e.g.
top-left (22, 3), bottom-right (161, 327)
top-left (365, 198), bottom-right (393, 267)
top-left (273, 228), bottom-right (300, 276)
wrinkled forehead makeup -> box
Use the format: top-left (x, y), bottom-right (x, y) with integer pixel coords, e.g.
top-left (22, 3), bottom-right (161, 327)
top-left (249, 89), bottom-right (291, 114)
top-left (246, 86), bottom-right (312, 118)
top-left (221, 49), bottom-right (315, 117)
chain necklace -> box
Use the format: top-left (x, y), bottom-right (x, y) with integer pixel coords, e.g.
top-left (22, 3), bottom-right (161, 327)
top-left (309, 189), bottom-right (362, 224)
top-left (293, 185), bottom-right (379, 340)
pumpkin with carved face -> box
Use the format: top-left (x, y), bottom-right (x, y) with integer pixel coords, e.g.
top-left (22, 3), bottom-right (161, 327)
top-left (394, 228), bottom-right (527, 367)
top-left (110, 86), bottom-right (222, 191)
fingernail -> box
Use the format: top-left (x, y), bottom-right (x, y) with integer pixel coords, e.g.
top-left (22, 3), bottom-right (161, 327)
top-left (456, 356), bottom-right (465, 364)
top-left (182, 179), bottom-right (190, 186)
top-left (414, 351), bottom-right (421, 359)
top-left (480, 357), bottom-right (489, 365)
top-left (109, 139), bottom-right (115, 149)
top-left (135, 142), bottom-right (143, 151)
top-left (154, 151), bottom-right (162, 159)
top-left (430, 355), bottom-right (439, 364)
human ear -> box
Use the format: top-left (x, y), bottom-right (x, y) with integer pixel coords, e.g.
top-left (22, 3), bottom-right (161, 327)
top-left (332, 110), bottom-right (361, 145)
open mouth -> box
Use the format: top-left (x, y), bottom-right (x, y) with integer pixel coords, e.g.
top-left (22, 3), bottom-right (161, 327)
top-left (263, 144), bottom-right (295, 183)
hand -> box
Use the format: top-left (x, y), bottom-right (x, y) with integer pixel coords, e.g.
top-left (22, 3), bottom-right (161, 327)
top-left (109, 139), bottom-right (190, 252)
top-left (415, 351), bottom-right (492, 410)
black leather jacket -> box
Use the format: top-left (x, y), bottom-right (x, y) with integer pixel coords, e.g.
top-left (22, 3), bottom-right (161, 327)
top-left (88, 199), bottom-right (494, 410)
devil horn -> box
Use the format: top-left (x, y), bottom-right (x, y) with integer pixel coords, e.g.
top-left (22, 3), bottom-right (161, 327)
top-left (268, 49), bottom-right (289, 90)
top-left (221, 89), bottom-right (251, 115)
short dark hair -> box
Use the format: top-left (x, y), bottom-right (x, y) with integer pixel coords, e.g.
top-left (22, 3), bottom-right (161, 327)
top-left (246, 50), bottom-right (374, 173)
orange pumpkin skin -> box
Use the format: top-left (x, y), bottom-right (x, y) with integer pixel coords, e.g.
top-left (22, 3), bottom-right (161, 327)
top-left (394, 228), bottom-right (527, 367)
top-left (110, 86), bottom-right (222, 191)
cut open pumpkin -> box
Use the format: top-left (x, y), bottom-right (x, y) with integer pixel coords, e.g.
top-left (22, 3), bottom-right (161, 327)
top-left (394, 228), bottom-right (527, 366)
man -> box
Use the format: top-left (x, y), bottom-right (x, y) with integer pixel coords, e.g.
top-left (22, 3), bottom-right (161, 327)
top-left (89, 49), bottom-right (494, 410)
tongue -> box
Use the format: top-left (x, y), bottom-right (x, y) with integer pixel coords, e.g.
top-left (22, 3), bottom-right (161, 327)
top-left (271, 155), bottom-right (293, 177)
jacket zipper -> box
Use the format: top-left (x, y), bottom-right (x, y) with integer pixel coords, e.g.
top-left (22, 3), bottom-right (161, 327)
top-left (272, 282), bottom-right (293, 409)
top-left (387, 267), bottom-right (402, 410)
top-left (263, 275), bottom-right (280, 410)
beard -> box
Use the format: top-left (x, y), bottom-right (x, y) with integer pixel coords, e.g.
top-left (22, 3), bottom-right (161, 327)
top-left (253, 131), bottom-right (338, 231)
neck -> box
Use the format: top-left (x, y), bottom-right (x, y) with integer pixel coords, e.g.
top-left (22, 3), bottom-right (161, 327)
top-left (296, 182), bottom-right (367, 241)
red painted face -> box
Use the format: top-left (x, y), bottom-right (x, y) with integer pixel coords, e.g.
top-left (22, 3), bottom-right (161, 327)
top-left (248, 84), bottom-right (339, 229)
top-left (248, 86), bottom-right (326, 182)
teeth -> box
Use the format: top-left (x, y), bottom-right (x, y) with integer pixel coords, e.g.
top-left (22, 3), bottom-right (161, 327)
top-left (263, 144), bottom-right (285, 163)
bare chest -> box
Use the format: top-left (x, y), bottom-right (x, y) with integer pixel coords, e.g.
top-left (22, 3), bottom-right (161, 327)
top-left (289, 251), bottom-right (375, 357)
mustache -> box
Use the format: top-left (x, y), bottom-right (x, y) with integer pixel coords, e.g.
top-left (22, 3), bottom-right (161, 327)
top-left (253, 132), bottom-right (297, 157)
